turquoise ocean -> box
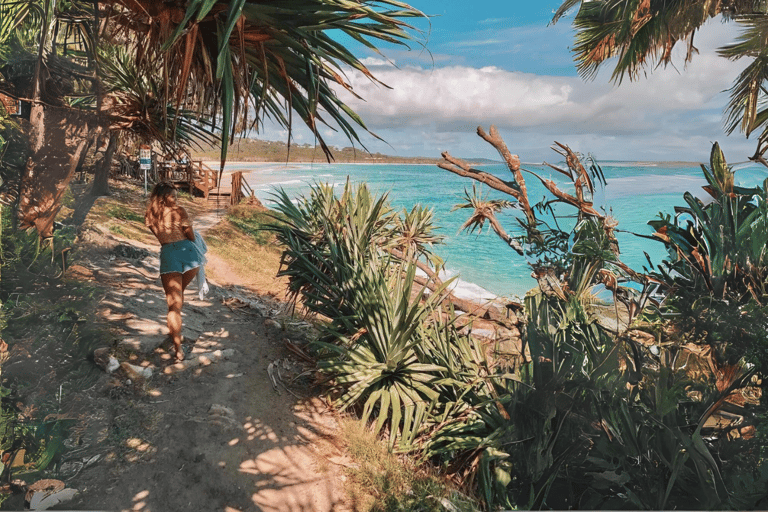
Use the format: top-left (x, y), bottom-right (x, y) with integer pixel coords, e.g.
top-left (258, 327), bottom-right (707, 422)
top-left (225, 160), bottom-right (768, 301)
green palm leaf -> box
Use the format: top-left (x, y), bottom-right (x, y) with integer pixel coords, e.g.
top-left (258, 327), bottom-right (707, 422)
top-left (110, 0), bottom-right (426, 163)
top-left (555, 1), bottom-right (768, 156)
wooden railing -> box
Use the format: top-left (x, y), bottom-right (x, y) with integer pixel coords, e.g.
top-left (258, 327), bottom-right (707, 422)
top-left (186, 161), bottom-right (218, 198)
top-left (230, 171), bottom-right (254, 205)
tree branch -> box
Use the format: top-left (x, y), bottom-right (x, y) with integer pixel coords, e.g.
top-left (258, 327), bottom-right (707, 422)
top-left (476, 125), bottom-right (535, 224)
top-left (438, 154), bottom-right (522, 200)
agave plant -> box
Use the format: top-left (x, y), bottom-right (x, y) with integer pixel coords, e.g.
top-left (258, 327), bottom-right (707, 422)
top-left (266, 181), bottom-right (398, 319)
top-left (317, 261), bottom-right (454, 451)
top-left (267, 181), bottom-right (468, 451)
top-left (389, 204), bottom-right (445, 265)
top-left (267, 180), bottom-right (450, 318)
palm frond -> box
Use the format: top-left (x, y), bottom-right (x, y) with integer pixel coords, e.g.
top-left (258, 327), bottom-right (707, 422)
top-left (106, 0), bottom-right (426, 163)
top-left (555, 1), bottom-right (768, 150)
top-left (452, 183), bottom-right (513, 234)
top-left (88, 47), bottom-right (219, 150)
top-left (721, 17), bottom-right (768, 136)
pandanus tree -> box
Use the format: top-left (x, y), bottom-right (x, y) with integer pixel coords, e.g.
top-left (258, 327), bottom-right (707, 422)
top-left (0, 0), bottom-right (425, 237)
top-left (553, 0), bottom-right (768, 165)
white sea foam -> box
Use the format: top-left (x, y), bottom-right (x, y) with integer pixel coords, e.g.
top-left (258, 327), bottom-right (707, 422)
top-left (416, 267), bottom-right (503, 304)
top-left (269, 179), bottom-right (304, 185)
top-left (449, 277), bottom-right (500, 303)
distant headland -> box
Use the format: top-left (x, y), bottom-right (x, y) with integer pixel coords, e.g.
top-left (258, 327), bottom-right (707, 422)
top-left (190, 138), bottom-right (499, 166)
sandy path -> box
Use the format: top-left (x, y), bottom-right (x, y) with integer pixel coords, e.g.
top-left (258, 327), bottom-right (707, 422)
top-left (60, 208), bottom-right (354, 512)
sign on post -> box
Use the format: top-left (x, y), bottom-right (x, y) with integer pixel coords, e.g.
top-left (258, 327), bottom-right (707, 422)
top-left (0, 94), bottom-right (20, 116)
top-left (139, 146), bottom-right (151, 195)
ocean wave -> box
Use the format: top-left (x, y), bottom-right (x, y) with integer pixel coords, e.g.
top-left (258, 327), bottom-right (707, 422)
top-left (269, 179), bottom-right (304, 185)
top-left (415, 267), bottom-right (500, 303)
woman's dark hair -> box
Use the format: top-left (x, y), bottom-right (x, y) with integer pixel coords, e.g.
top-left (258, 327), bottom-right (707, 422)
top-left (149, 182), bottom-right (177, 201)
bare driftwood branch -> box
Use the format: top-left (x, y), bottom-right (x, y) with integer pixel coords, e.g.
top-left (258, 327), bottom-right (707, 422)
top-left (477, 125), bottom-right (521, 172)
top-left (529, 170), bottom-right (603, 217)
top-left (438, 154), bottom-right (521, 200)
top-left (552, 141), bottom-right (595, 203)
top-left (485, 213), bottom-right (524, 256)
top-left (476, 125), bottom-right (535, 224)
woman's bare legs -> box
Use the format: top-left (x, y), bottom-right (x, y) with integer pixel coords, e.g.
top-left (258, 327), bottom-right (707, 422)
top-left (161, 267), bottom-right (199, 361)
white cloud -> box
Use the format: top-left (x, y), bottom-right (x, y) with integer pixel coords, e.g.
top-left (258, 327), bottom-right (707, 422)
top-left (477, 17), bottom-right (510, 25)
top-left (251, 20), bottom-right (758, 163)
top-left (358, 57), bottom-right (392, 67)
top-left (321, 20), bottom-right (758, 162)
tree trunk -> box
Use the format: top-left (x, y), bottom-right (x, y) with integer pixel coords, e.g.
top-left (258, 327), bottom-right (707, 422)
top-left (90, 131), bottom-right (117, 196)
top-left (74, 127), bottom-right (102, 183)
top-left (17, 104), bottom-right (96, 238)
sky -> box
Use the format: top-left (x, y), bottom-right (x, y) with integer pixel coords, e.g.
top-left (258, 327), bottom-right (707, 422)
top-left (256, 1), bottom-right (758, 164)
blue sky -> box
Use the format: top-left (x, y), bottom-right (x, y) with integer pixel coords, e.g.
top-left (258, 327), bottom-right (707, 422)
top-left (257, 1), bottom-right (757, 164)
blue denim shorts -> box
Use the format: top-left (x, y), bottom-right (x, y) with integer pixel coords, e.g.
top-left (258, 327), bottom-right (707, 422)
top-left (159, 235), bottom-right (207, 275)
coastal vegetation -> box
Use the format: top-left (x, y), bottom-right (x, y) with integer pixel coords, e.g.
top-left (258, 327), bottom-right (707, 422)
top-left (190, 137), bottom-right (500, 165)
top-left (0, 202), bottom-right (102, 502)
top-left (3, 0), bottom-right (768, 510)
top-left (261, 127), bottom-right (768, 509)
top-left (0, 0), bottom-right (426, 238)
top-left (191, 137), bottom-right (451, 165)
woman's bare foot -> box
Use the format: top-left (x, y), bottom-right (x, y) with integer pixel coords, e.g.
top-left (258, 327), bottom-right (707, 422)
top-left (173, 341), bottom-right (184, 362)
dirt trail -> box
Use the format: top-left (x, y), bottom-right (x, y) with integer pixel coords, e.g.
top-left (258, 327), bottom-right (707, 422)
top-left (55, 205), bottom-right (355, 512)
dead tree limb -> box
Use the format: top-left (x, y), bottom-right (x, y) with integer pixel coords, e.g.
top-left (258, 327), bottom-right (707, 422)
top-left (529, 170), bottom-right (603, 218)
top-left (438, 154), bottom-right (521, 200)
top-left (439, 151), bottom-right (539, 246)
top-left (485, 213), bottom-right (524, 256)
top-left (476, 125), bottom-right (536, 225)
top-left (553, 141), bottom-right (595, 203)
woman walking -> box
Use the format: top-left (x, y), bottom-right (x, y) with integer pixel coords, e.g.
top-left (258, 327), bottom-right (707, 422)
top-left (145, 182), bottom-right (206, 361)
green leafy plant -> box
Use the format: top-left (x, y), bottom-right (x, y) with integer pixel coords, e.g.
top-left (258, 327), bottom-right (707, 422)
top-left (317, 262), bottom-right (452, 451)
top-left (268, 181), bottom-right (453, 451)
top-left (267, 181), bottom-right (442, 323)
top-left (649, 142), bottom-right (768, 300)
top-left (648, 143), bottom-right (768, 370)
top-left (435, 129), bottom-right (768, 510)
